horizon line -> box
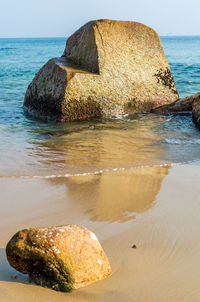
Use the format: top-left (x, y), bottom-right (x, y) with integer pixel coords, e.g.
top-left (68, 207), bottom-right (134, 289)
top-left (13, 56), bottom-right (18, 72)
top-left (1, 34), bottom-right (200, 39)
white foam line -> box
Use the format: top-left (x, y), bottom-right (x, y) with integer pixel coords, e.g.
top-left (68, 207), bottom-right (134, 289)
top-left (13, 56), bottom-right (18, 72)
top-left (0, 162), bottom-right (179, 180)
top-left (165, 138), bottom-right (200, 145)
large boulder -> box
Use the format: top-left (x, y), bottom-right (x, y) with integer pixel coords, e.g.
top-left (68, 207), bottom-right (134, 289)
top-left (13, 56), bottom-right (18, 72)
top-left (6, 225), bottom-right (111, 292)
top-left (24, 19), bottom-right (178, 122)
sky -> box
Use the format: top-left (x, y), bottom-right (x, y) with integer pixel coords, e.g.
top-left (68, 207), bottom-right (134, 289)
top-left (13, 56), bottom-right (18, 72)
top-left (0, 0), bottom-right (200, 38)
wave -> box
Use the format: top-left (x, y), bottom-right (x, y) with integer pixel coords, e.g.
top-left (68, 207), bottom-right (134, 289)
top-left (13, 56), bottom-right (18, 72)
top-left (164, 138), bottom-right (200, 145)
top-left (0, 163), bottom-right (177, 179)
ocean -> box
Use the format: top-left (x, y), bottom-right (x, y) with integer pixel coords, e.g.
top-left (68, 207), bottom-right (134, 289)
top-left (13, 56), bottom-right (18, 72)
top-left (0, 36), bottom-right (200, 177)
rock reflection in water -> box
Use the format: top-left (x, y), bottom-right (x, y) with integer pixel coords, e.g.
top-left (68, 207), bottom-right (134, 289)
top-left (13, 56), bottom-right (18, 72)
top-left (47, 166), bottom-right (169, 222)
top-left (30, 121), bottom-right (168, 176)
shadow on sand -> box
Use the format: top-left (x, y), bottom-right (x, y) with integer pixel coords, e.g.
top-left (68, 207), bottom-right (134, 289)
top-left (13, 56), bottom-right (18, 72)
top-left (0, 248), bottom-right (28, 284)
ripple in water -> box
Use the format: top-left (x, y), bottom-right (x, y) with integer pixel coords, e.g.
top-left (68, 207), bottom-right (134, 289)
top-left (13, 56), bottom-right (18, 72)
top-left (1, 114), bottom-right (200, 177)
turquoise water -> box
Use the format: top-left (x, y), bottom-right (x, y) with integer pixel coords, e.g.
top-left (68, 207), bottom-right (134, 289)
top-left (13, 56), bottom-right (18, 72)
top-left (0, 36), bottom-right (200, 176)
top-left (162, 36), bottom-right (200, 96)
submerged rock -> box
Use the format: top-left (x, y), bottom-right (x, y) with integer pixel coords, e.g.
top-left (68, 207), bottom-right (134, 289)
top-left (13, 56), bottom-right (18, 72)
top-left (24, 19), bottom-right (178, 122)
top-left (151, 92), bottom-right (200, 114)
top-left (192, 93), bottom-right (200, 128)
top-left (6, 225), bottom-right (111, 292)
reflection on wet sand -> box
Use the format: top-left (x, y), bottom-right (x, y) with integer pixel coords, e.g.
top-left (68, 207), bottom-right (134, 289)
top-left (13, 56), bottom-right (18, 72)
top-left (30, 121), bottom-right (169, 222)
top-left (48, 166), bottom-right (169, 222)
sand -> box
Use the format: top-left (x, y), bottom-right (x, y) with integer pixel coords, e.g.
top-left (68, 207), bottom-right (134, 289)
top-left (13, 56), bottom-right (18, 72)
top-left (1, 164), bottom-right (200, 302)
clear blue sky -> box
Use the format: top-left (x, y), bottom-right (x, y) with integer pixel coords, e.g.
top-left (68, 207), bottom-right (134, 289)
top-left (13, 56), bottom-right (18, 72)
top-left (0, 0), bottom-right (200, 38)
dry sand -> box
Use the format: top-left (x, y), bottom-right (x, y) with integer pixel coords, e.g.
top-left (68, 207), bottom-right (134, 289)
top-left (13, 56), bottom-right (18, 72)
top-left (1, 164), bottom-right (200, 302)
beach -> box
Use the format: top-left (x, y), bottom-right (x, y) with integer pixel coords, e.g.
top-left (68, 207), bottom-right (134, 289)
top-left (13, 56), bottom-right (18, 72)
top-left (1, 164), bottom-right (200, 302)
top-left (1, 36), bottom-right (200, 301)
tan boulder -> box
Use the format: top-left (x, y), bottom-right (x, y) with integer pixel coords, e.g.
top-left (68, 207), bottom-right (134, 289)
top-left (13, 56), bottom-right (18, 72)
top-left (6, 225), bottom-right (111, 292)
top-left (24, 19), bottom-right (178, 122)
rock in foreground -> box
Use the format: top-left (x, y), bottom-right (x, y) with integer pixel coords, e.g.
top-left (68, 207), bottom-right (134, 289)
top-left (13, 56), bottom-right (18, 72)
top-left (6, 225), bottom-right (111, 292)
top-left (24, 19), bottom-right (178, 122)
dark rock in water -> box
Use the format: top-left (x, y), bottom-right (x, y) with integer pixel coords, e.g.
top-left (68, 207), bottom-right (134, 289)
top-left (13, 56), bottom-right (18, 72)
top-left (23, 19), bottom-right (178, 122)
top-left (192, 93), bottom-right (200, 128)
top-left (151, 92), bottom-right (200, 115)
top-left (6, 225), bottom-right (111, 292)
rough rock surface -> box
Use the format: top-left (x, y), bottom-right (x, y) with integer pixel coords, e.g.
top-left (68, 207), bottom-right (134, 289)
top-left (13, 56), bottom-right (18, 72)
top-left (192, 93), bottom-right (200, 128)
top-left (151, 92), bottom-right (200, 114)
top-left (6, 225), bottom-right (111, 292)
top-left (24, 19), bottom-right (178, 122)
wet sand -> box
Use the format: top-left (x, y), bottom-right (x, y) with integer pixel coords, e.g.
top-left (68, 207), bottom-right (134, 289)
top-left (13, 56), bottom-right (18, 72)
top-left (1, 164), bottom-right (200, 301)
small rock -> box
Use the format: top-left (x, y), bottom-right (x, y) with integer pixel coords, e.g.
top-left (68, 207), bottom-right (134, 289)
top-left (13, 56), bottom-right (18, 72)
top-left (11, 275), bottom-right (17, 279)
top-left (131, 244), bottom-right (137, 249)
top-left (152, 92), bottom-right (200, 114)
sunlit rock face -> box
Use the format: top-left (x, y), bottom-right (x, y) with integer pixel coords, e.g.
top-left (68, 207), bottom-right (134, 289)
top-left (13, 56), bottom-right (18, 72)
top-left (6, 225), bottom-right (112, 292)
top-left (24, 19), bottom-right (178, 122)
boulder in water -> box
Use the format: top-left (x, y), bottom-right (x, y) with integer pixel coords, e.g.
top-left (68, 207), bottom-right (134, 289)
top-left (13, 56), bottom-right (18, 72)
top-left (24, 19), bottom-right (178, 122)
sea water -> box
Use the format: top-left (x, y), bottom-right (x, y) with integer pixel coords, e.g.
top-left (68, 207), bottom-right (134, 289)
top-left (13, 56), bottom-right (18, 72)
top-left (0, 36), bottom-right (200, 177)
